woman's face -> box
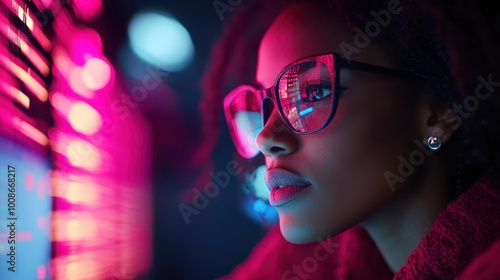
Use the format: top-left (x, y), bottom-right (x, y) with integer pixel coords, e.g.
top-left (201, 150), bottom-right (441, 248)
top-left (256, 2), bottom-right (423, 243)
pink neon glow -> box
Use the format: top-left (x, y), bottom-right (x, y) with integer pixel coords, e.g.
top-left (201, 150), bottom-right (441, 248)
top-left (65, 139), bottom-right (101, 170)
top-left (65, 260), bottom-right (99, 279)
top-left (66, 218), bottom-right (97, 240)
top-left (3, 0), bottom-right (52, 51)
top-left (72, 0), bottom-right (103, 22)
top-left (0, 77), bottom-right (30, 109)
top-left (38, 265), bottom-right (47, 279)
top-left (25, 172), bottom-right (35, 190)
top-left (0, 14), bottom-right (49, 75)
top-left (41, 0), bottom-right (52, 7)
top-left (0, 54), bottom-right (48, 102)
top-left (50, 12), bottom-right (152, 280)
top-left (69, 67), bottom-right (94, 98)
top-left (69, 31), bottom-right (103, 64)
top-left (66, 181), bottom-right (98, 204)
top-left (67, 101), bottom-right (103, 135)
top-left (49, 92), bottom-right (71, 113)
top-left (82, 58), bottom-right (112, 90)
top-left (12, 117), bottom-right (49, 146)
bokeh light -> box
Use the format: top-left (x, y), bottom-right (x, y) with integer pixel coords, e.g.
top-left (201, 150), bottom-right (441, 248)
top-left (82, 58), bottom-right (112, 90)
top-left (128, 10), bottom-right (194, 72)
top-left (68, 101), bottom-right (103, 135)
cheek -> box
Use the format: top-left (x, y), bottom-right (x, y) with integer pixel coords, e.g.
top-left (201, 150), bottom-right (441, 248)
top-left (302, 85), bottom-right (417, 222)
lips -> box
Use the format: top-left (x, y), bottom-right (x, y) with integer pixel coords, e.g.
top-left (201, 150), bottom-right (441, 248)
top-left (265, 168), bottom-right (311, 206)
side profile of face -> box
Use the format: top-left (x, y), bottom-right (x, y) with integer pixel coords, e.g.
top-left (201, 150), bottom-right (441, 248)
top-left (256, 2), bottom-right (428, 243)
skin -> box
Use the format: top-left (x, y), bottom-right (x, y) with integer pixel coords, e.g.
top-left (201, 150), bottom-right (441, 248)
top-left (254, 2), bottom-right (456, 273)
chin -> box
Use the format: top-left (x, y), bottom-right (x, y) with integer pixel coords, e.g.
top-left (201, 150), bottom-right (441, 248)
top-left (279, 216), bottom-right (353, 244)
top-left (280, 223), bottom-right (317, 244)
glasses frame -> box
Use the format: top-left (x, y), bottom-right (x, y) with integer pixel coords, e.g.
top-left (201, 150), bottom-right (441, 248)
top-left (223, 52), bottom-right (411, 158)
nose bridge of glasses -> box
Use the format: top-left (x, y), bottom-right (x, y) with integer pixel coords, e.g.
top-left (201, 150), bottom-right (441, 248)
top-left (260, 87), bottom-right (276, 125)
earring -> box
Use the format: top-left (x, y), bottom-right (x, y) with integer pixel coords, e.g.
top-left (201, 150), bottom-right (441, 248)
top-left (427, 136), bottom-right (442, 150)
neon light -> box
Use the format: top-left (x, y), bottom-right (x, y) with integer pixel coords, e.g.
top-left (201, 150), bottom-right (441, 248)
top-left (4, 0), bottom-right (52, 51)
top-left (1, 81), bottom-right (30, 109)
top-left (12, 117), bottom-right (49, 146)
top-left (67, 101), bottom-right (103, 135)
top-left (72, 0), bottom-right (103, 22)
top-left (0, 21), bottom-right (51, 76)
top-left (65, 139), bottom-right (101, 171)
top-left (69, 67), bottom-right (94, 98)
top-left (82, 58), bottom-right (111, 90)
top-left (299, 107), bottom-right (314, 116)
top-left (66, 218), bottom-right (97, 240)
top-left (37, 265), bottom-right (47, 279)
top-left (0, 54), bottom-right (48, 102)
top-left (66, 181), bottom-right (98, 205)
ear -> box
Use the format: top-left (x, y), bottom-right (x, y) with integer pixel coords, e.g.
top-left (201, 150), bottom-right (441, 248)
top-left (415, 94), bottom-right (458, 148)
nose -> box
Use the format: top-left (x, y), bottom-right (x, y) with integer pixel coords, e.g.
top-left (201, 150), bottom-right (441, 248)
top-left (255, 103), bottom-right (299, 157)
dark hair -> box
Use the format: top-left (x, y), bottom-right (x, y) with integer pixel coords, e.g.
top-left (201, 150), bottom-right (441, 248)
top-left (200, 0), bottom-right (500, 198)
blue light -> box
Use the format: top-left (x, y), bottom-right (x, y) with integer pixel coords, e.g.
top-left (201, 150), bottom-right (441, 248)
top-left (128, 10), bottom-right (194, 72)
top-left (299, 107), bottom-right (314, 116)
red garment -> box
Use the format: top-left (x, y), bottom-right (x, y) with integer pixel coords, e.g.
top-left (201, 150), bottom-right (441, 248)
top-left (219, 176), bottom-right (500, 280)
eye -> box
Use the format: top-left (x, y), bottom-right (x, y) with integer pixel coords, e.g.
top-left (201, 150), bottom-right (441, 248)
top-left (304, 84), bottom-right (332, 103)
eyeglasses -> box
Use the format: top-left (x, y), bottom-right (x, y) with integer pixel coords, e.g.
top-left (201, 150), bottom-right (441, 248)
top-left (223, 52), bottom-right (410, 159)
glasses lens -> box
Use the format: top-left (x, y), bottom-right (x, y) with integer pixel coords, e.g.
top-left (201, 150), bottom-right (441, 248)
top-left (225, 87), bottom-right (262, 158)
top-left (277, 59), bottom-right (334, 133)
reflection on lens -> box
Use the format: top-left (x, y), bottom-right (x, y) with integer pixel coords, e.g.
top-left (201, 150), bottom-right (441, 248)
top-left (234, 111), bottom-right (261, 158)
top-left (278, 60), bottom-right (333, 133)
top-left (299, 107), bottom-right (314, 117)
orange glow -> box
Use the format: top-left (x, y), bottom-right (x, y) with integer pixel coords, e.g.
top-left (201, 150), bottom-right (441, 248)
top-left (69, 67), bottom-right (94, 98)
top-left (12, 117), bottom-right (49, 146)
top-left (66, 218), bottom-right (97, 240)
top-left (65, 139), bottom-right (101, 170)
top-left (68, 101), bottom-right (103, 135)
top-left (82, 58), bottom-right (112, 90)
top-left (66, 181), bottom-right (98, 204)
top-left (65, 259), bottom-right (98, 280)
top-left (37, 265), bottom-right (47, 280)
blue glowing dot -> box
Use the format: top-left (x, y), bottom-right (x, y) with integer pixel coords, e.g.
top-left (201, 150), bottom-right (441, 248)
top-left (128, 10), bottom-right (194, 72)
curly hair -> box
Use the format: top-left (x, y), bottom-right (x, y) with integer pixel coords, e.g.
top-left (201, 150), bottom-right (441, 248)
top-left (199, 0), bottom-right (500, 198)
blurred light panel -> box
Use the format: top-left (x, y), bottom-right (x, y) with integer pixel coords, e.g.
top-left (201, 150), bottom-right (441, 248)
top-left (65, 139), bottom-right (101, 170)
top-left (67, 101), bottom-right (103, 135)
top-left (128, 10), bottom-right (194, 72)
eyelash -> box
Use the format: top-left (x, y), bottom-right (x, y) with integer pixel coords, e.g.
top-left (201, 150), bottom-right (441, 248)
top-left (300, 81), bottom-right (348, 94)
